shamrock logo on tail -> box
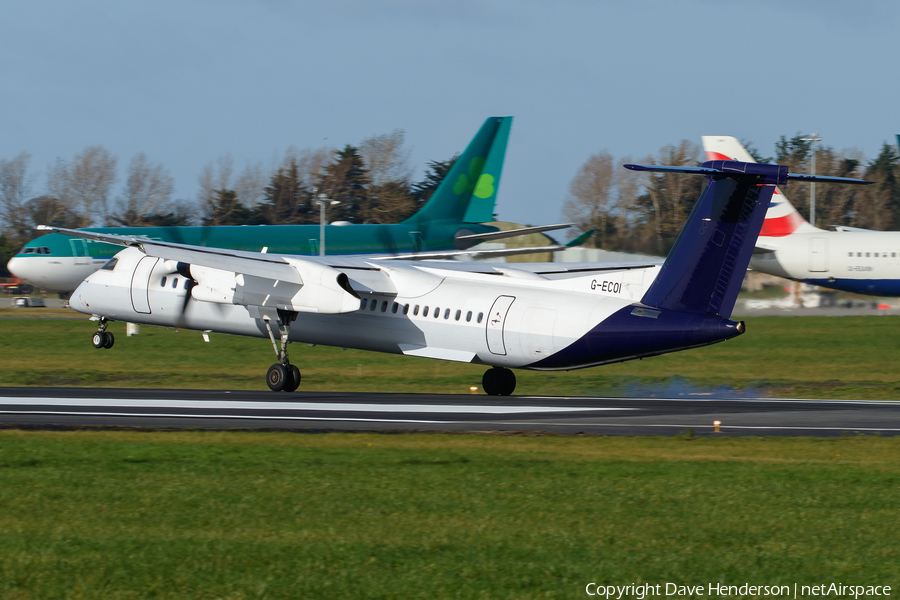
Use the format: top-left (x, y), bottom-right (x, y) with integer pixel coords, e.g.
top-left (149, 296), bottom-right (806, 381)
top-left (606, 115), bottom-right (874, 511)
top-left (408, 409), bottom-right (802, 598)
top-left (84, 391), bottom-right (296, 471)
top-left (474, 174), bottom-right (495, 199)
top-left (453, 157), bottom-right (487, 197)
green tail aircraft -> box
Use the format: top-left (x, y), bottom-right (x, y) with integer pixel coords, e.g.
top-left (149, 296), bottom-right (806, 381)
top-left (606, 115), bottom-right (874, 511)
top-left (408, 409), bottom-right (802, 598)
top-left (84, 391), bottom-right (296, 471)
top-left (10, 116), bottom-right (571, 293)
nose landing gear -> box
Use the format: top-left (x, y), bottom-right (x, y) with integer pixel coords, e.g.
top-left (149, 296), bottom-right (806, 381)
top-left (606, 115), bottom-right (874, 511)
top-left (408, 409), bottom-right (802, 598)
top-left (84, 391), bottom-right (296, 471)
top-left (91, 318), bottom-right (115, 349)
top-left (264, 310), bottom-right (301, 392)
top-left (482, 367), bottom-right (516, 396)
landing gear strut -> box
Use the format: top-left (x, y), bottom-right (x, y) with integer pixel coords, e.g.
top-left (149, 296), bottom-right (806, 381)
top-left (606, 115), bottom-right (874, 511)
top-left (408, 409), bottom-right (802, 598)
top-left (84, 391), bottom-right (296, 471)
top-left (482, 367), bottom-right (516, 396)
top-left (264, 310), bottom-right (301, 392)
top-left (91, 318), bottom-right (115, 349)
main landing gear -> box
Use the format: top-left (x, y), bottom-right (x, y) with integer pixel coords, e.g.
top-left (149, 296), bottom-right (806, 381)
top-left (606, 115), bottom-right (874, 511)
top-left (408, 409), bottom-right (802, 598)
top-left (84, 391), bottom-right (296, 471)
top-left (482, 367), bottom-right (516, 396)
top-left (91, 318), bottom-right (115, 349)
top-left (264, 310), bottom-right (301, 392)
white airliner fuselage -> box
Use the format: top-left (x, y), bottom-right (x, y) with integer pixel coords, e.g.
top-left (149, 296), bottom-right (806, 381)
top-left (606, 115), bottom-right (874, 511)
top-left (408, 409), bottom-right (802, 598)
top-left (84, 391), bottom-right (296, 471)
top-left (751, 230), bottom-right (900, 296)
top-left (72, 246), bottom-right (664, 370)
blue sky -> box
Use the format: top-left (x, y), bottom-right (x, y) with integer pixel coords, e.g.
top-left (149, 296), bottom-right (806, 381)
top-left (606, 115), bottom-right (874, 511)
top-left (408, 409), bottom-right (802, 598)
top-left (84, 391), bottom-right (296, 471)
top-left (2, 0), bottom-right (898, 229)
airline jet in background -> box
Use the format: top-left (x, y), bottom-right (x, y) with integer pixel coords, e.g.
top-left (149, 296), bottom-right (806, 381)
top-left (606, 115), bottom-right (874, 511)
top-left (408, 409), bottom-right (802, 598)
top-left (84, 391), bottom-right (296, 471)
top-left (8, 117), bottom-right (571, 293)
top-left (703, 135), bottom-right (897, 296)
top-left (45, 159), bottom-right (867, 394)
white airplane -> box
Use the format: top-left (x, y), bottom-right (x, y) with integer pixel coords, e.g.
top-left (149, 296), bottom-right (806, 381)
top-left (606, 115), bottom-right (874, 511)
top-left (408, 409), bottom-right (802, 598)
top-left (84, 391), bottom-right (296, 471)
top-left (43, 159), bottom-right (866, 394)
top-left (703, 136), bottom-right (894, 296)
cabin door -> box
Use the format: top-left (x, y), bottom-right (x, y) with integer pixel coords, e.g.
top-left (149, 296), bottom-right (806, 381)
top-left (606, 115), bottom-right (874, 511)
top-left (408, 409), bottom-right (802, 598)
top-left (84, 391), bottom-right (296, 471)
top-left (486, 295), bottom-right (515, 355)
top-left (809, 238), bottom-right (828, 272)
top-left (130, 257), bottom-right (158, 314)
top-left (70, 239), bottom-right (90, 265)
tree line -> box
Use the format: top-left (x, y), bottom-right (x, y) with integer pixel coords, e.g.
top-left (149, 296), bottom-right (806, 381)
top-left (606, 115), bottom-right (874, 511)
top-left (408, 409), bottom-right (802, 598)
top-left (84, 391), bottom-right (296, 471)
top-left (3, 130), bottom-right (899, 276)
top-left (0, 130), bottom-right (457, 276)
top-left (563, 135), bottom-right (900, 256)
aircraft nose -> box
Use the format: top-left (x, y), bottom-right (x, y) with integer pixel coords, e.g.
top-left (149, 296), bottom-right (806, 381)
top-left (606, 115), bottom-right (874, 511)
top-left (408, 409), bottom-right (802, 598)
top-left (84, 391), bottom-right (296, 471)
top-left (6, 256), bottom-right (24, 279)
top-left (69, 281), bottom-right (92, 314)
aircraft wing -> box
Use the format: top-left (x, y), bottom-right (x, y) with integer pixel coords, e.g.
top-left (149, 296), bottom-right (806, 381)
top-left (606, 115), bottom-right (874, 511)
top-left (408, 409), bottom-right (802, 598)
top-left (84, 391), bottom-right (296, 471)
top-left (36, 225), bottom-right (304, 281)
top-left (38, 226), bottom-right (363, 314)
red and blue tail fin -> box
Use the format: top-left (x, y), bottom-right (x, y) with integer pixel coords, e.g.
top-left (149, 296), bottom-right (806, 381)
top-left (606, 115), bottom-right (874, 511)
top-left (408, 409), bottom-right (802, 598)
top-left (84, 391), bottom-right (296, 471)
top-left (701, 136), bottom-right (817, 238)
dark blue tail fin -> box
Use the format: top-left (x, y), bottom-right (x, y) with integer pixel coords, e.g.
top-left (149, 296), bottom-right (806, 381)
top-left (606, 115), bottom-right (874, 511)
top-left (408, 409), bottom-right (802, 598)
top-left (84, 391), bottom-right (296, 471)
top-left (628, 161), bottom-right (785, 318)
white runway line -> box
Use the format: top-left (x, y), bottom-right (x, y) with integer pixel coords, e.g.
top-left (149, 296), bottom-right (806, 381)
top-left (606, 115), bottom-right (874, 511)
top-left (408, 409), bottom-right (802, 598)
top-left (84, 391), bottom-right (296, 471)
top-left (0, 410), bottom-right (454, 424)
top-left (522, 396), bottom-right (900, 406)
top-left (0, 397), bottom-right (636, 414)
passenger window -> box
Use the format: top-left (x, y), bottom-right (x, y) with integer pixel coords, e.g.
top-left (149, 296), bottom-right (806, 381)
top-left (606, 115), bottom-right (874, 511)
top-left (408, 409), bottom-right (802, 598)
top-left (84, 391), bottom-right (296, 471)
top-left (161, 276), bottom-right (167, 287)
top-left (413, 305), bottom-right (419, 316)
top-left (360, 298), bottom-right (368, 310)
top-left (403, 304), bottom-right (410, 315)
top-left (875, 253), bottom-right (879, 258)
top-left (477, 312), bottom-right (484, 323)
top-left (392, 303), bottom-right (399, 314)
top-left (435, 307), bottom-right (441, 318)
top-left (100, 257), bottom-right (118, 271)
top-left (370, 300), bottom-right (377, 311)
top-left (866, 252), bottom-right (870, 257)
top-left (381, 301), bottom-right (387, 313)
top-left (444, 308), bottom-right (450, 319)
top-left (455, 310), bottom-right (461, 321)
top-left (423, 306), bottom-right (429, 317)
top-left (184, 280), bottom-right (191, 289)
top-left (857, 252), bottom-right (862, 257)
top-left (466, 311), bottom-right (472, 322)
top-left (172, 277), bottom-right (179, 288)
top-left (848, 252), bottom-right (853, 257)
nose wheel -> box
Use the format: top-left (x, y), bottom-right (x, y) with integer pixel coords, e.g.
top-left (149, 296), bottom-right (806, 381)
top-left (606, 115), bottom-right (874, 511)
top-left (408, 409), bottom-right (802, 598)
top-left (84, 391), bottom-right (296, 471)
top-left (264, 310), bottom-right (301, 392)
top-left (91, 319), bottom-right (115, 349)
top-left (482, 367), bottom-right (516, 396)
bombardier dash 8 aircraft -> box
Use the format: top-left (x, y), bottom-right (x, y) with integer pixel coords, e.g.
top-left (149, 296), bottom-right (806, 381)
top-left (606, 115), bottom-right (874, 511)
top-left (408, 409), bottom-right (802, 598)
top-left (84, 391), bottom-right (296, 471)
top-left (703, 135), bottom-right (898, 296)
top-left (8, 117), bottom-right (571, 293)
top-left (46, 159), bottom-right (867, 394)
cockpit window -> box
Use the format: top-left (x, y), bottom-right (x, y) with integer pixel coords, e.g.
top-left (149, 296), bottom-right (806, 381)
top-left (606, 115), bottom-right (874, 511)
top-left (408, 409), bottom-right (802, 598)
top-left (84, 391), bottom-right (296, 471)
top-left (22, 247), bottom-right (36, 254)
top-left (38, 247), bottom-right (52, 255)
top-left (100, 257), bottom-right (118, 271)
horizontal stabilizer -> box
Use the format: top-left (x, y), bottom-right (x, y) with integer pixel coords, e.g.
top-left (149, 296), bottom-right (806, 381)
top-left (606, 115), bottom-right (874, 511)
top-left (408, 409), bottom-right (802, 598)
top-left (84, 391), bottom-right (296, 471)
top-left (625, 163), bottom-right (871, 185)
top-left (454, 223), bottom-right (572, 246)
top-left (565, 229), bottom-right (595, 247)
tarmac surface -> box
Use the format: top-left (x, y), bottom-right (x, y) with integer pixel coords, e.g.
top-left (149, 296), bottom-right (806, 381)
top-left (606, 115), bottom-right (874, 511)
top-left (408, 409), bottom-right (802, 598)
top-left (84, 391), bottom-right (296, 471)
top-left (1, 387), bottom-right (899, 436)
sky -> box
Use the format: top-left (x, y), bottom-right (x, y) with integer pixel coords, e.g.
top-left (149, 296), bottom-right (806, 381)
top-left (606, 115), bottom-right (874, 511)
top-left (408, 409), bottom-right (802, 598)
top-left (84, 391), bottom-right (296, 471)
top-left (2, 0), bottom-right (899, 233)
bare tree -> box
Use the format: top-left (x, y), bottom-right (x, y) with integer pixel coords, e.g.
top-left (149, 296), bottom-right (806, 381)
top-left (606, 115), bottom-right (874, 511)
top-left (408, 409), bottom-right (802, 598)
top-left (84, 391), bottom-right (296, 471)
top-left (612, 155), bottom-right (645, 249)
top-left (563, 151), bottom-right (615, 249)
top-left (358, 129), bottom-right (412, 187)
top-left (111, 153), bottom-right (174, 226)
top-left (47, 146), bottom-right (117, 227)
top-left (198, 155), bottom-right (234, 223)
top-left (234, 162), bottom-right (266, 209)
top-left (0, 152), bottom-right (33, 239)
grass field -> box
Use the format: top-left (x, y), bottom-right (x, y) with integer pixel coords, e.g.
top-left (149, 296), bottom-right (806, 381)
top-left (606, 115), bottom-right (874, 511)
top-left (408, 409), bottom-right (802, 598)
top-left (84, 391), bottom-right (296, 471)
top-left (2, 309), bottom-right (900, 399)
top-left (0, 430), bottom-right (897, 599)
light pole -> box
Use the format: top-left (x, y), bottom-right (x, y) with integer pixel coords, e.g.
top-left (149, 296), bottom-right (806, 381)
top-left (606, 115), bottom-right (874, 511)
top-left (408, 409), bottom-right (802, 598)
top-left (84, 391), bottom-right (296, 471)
top-left (315, 193), bottom-right (340, 256)
top-left (801, 132), bottom-right (822, 226)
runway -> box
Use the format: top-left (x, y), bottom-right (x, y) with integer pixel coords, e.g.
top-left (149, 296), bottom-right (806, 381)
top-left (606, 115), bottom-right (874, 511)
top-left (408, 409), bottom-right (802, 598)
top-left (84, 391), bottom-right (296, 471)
top-left (1, 387), bottom-right (899, 436)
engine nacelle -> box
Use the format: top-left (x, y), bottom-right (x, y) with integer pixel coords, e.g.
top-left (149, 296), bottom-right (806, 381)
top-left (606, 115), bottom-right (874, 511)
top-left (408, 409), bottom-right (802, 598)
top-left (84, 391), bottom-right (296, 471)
top-left (282, 258), bottom-right (360, 314)
top-left (190, 265), bottom-right (237, 304)
top-left (187, 260), bottom-right (359, 314)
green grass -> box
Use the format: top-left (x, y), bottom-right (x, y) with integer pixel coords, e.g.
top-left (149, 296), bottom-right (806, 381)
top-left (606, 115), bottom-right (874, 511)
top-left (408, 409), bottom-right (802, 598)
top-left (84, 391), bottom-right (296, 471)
top-left (0, 431), bottom-right (898, 599)
top-left (2, 311), bottom-right (900, 398)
